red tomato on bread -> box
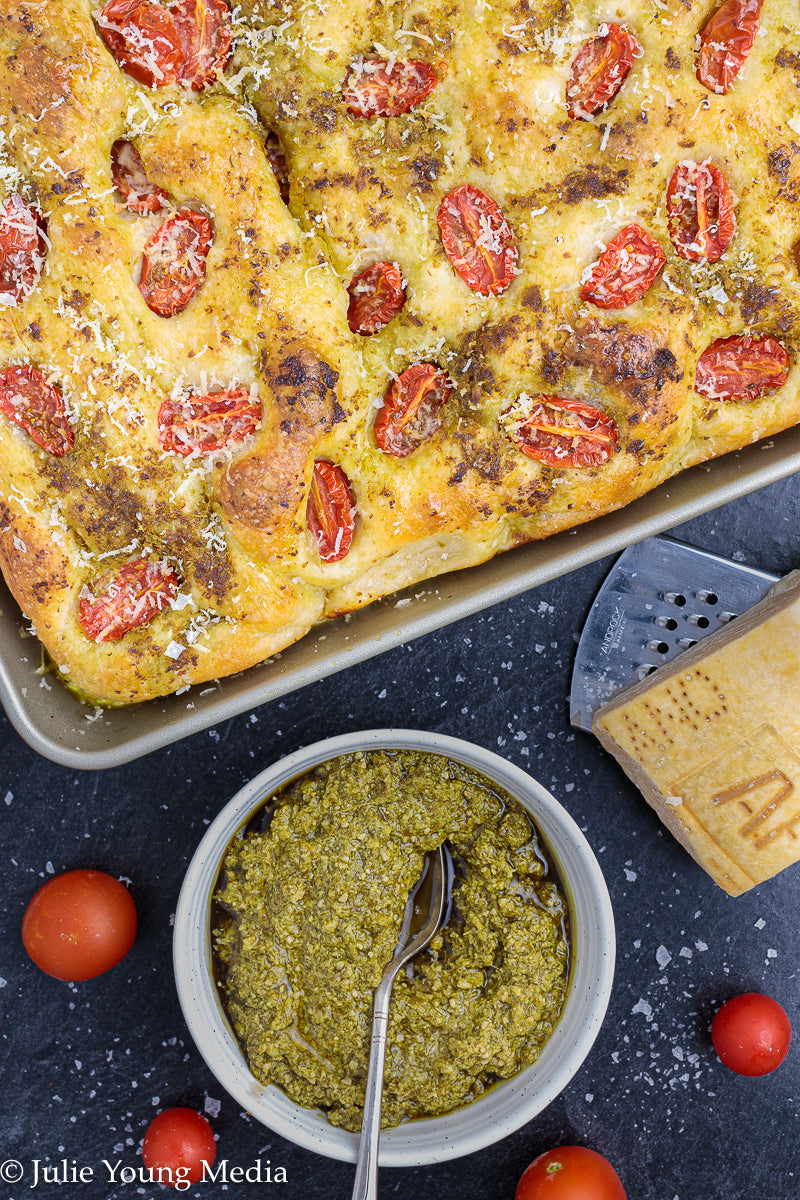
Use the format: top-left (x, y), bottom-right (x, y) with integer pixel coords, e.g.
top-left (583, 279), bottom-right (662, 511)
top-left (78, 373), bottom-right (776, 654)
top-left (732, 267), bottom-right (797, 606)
top-left (567, 24), bottom-right (640, 120)
top-left (306, 460), bottom-right (356, 562)
top-left (697, 0), bottom-right (763, 95)
top-left (343, 58), bottom-right (437, 117)
top-left (438, 185), bottom-right (517, 296)
top-left (580, 223), bottom-right (665, 309)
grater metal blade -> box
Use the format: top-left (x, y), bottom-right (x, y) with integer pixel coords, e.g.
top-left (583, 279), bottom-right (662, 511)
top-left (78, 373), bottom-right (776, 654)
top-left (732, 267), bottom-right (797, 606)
top-left (569, 535), bottom-right (780, 731)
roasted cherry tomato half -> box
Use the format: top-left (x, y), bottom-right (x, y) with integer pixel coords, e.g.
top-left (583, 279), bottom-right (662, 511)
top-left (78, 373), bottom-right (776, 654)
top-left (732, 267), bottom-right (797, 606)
top-left (0, 195), bottom-right (47, 307)
top-left (347, 261), bottom-right (406, 335)
top-left (139, 207), bottom-right (213, 317)
top-left (158, 388), bottom-right (261, 455)
top-left (343, 57), bottom-right (438, 117)
top-left (22, 869), bottom-right (137, 982)
top-left (174, 0), bottom-right (232, 91)
top-left (666, 160), bottom-right (735, 263)
top-left (111, 139), bottom-right (169, 214)
top-left (142, 1108), bottom-right (216, 1188)
top-left (374, 363), bottom-right (451, 458)
top-left (566, 23), bottom-right (640, 120)
top-left (580, 223), bottom-right (665, 309)
top-left (98, 0), bottom-right (231, 91)
top-left (306, 460), bottom-right (355, 563)
top-left (695, 334), bottom-right (790, 401)
top-left (265, 132), bottom-right (290, 204)
top-left (79, 558), bottom-right (179, 642)
top-left (516, 1146), bottom-right (627, 1200)
top-left (504, 394), bottom-right (619, 469)
top-left (697, 0), bottom-right (763, 95)
top-left (0, 365), bottom-right (73, 456)
top-left (98, 0), bottom-right (182, 89)
top-left (438, 184), bottom-right (518, 296)
top-left (711, 993), bottom-right (792, 1076)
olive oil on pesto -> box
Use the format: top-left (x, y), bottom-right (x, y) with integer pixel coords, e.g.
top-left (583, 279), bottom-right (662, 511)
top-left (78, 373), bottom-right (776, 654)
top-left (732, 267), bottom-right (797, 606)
top-left (212, 750), bottom-right (570, 1131)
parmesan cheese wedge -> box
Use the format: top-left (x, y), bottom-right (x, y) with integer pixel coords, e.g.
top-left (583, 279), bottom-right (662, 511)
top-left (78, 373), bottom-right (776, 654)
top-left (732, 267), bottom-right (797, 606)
top-left (593, 571), bottom-right (800, 896)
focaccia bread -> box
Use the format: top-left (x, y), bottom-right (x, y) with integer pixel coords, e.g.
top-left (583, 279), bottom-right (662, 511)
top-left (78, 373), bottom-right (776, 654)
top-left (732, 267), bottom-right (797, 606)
top-left (1, 0), bottom-right (799, 703)
top-left (594, 571), bottom-right (800, 896)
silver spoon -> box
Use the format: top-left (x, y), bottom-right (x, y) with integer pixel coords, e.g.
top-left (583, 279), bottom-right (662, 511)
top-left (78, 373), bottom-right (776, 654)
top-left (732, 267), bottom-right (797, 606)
top-left (351, 844), bottom-right (451, 1200)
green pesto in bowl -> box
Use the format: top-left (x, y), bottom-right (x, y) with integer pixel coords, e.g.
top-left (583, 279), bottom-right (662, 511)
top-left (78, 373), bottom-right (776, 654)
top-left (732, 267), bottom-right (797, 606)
top-left (211, 748), bottom-right (569, 1131)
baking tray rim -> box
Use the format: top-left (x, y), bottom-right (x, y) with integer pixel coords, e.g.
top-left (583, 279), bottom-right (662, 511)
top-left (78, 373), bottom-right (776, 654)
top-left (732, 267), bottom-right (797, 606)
top-left (2, 428), bottom-right (799, 770)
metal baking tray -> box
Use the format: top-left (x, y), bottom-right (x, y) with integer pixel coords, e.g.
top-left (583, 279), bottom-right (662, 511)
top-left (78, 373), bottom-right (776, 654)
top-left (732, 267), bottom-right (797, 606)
top-left (4, 426), bottom-right (800, 768)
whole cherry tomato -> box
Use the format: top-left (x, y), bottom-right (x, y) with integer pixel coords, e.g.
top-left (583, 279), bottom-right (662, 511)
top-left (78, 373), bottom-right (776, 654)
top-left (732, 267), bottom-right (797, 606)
top-left (516, 1146), bottom-right (627, 1200)
top-left (566, 24), bottom-right (640, 120)
top-left (79, 558), bottom-right (179, 642)
top-left (142, 1108), bottom-right (216, 1188)
top-left (374, 363), bottom-right (451, 457)
top-left (0, 365), bottom-right (74, 456)
top-left (0, 194), bottom-right (47, 306)
top-left (438, 184), bottom-right (517, 296)
top-left (504, 395), bottom-right (619, 468)
top-left (580, 223), bottom-right (665, 309)
top-left (139, 207), bottom-right (213, 317)
top-left (343, 57), bottom-right (438, 117)
top-left (265, 132), bottom-right (290, 204)
top-left (98, 0), bottom-right (231, 91)
top-left (711, 993), bottom-right (792, 1076)
top-left (22, 869), bottom-right (137, 981)
top-left (306, 460), bottom-right (355, 563)
top-left (666, 160), bottom-right (735, 263)
top-left (347, 262), bottom-right (406, 335)
top-left (697, 0), bottom-right (764, 95)
top-left (695, 335), bottom-right (790, 401)
top-left (111, 140), bottom-right (169, 214)
top-left (158, 388), bottom-right (261, 455)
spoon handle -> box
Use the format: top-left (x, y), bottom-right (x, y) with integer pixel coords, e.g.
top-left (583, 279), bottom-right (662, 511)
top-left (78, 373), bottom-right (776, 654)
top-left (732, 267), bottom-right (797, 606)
top-left (351, 970), bottom-right (395, 1200)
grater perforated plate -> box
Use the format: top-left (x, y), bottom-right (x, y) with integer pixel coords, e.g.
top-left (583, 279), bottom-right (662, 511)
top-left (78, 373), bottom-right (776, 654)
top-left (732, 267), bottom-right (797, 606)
top-left (569, 536), bottom-right (780, 731)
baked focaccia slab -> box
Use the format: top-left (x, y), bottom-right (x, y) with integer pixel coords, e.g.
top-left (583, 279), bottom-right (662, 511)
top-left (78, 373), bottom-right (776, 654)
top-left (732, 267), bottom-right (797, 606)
top-left (1, 0), bottom-right (799, 704)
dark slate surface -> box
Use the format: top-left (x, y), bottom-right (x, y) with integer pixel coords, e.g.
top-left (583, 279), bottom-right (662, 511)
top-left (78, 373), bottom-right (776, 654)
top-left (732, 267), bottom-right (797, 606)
top-left (2, 477), bottom-right (800, 1200)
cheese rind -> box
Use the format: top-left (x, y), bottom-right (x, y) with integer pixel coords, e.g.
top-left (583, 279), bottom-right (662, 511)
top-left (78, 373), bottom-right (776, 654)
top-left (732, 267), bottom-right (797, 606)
top-left (593, 571), bottom-right (800, 896)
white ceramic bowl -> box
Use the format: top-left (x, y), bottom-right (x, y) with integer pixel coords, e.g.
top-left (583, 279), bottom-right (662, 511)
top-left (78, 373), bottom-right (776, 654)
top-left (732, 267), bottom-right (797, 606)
top-left (174, 729), bottom-right (615, 1166)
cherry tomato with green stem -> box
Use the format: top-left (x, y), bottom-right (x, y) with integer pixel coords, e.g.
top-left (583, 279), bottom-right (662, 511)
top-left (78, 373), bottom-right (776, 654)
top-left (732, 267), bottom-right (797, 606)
top-left (515, 1146), bottom-right (627, 1200)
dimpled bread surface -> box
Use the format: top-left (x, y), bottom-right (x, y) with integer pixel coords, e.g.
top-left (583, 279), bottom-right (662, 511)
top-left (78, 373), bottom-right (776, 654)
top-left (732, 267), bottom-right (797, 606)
top-left (1, 0), bottom-right (800, 702)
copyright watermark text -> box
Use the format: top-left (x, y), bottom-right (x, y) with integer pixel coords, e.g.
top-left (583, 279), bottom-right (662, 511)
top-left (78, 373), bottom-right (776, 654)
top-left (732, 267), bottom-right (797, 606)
top-left (1, 1157), bottom-right (288, 1190)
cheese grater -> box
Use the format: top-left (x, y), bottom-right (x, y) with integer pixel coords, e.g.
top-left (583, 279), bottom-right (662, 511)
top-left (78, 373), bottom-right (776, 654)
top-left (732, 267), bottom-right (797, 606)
top-left (569, 535), bottom-right (780, 731)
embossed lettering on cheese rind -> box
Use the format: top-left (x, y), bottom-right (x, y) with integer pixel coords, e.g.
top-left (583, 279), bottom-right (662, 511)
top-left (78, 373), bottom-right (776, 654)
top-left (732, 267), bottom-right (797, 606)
top-left (673, 726), bottom-right (800, 882)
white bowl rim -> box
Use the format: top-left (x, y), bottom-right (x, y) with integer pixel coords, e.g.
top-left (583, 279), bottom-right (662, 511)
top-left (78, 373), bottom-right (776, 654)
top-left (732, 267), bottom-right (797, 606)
top-left (173, 728), bottom-right (615, 1167)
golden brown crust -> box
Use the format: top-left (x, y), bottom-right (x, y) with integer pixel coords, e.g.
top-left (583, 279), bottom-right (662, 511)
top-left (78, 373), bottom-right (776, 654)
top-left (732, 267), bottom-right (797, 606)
top-left (1, 0), bottom-right (799, 702)
top-left (217, 343), bottom-right (346, 554)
